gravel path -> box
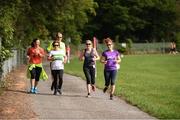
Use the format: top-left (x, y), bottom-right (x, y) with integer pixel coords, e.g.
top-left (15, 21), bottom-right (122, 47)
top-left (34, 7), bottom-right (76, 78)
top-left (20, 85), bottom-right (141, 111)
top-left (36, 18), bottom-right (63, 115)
top-left (29, 65), bottom-right (155, 119)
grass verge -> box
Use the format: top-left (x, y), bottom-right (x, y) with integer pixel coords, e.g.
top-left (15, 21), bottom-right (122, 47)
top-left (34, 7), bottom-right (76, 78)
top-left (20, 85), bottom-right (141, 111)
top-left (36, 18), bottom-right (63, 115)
top-left (64, 54), bottom-right (180, 119)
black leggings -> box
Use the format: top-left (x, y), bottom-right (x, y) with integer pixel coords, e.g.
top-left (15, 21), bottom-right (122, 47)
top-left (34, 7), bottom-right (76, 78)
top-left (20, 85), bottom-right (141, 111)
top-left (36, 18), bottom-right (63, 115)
top-left (83, 66), bottom-right (95, 85)
top-left (30, 67), bottom-right (42, 81)
top-left (51, 70), bottom-right (64, 90)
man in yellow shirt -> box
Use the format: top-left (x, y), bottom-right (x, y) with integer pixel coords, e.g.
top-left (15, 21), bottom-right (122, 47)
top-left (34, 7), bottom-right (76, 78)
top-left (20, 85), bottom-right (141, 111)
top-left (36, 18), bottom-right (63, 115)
top-left (47, 32), bottom-right (66, 54)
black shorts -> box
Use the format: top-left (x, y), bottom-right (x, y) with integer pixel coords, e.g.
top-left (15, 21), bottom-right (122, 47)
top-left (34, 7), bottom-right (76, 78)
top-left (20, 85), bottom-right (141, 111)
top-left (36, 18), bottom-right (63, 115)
top-left (170, 48), bottom-right (176, 52)
top-left (30, 67), bottom-right (42, 81)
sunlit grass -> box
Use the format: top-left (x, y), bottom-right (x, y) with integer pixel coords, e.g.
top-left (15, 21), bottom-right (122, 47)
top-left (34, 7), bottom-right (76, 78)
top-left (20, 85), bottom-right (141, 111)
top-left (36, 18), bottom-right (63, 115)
top-left (64, 54), bottom-right (180, 119)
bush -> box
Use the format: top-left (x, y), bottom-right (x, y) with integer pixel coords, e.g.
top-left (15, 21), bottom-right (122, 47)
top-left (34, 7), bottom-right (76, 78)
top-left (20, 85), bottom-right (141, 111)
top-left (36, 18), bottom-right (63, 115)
top-left (0, 47), bottom-right (12, 78)
top-left (126, 38), bottom-right (133, 54)
top-left (176, 32), bottom-right (180, 51)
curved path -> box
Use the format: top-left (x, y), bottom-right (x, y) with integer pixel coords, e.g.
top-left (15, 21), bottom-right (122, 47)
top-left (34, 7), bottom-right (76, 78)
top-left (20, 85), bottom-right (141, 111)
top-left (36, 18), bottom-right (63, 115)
top-left (29, 65), bottom-right (155, 119)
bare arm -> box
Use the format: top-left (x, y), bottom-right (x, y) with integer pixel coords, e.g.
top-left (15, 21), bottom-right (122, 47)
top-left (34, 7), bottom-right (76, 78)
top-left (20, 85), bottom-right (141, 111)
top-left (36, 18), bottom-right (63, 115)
top-left (100, 56), bottom-right (107, 64)
top-left (63, 55), bottom-right (67, 64)
top-left (47, 51), bottom-right (53, 61)
top-left (116, 55), bottom-right (121, 64)
top-left (47, 55), bottom-right (53, 61)
top-left (93, 49), bottom-right (100, 61)
top-left (79, 50), bottom-right (85, 61)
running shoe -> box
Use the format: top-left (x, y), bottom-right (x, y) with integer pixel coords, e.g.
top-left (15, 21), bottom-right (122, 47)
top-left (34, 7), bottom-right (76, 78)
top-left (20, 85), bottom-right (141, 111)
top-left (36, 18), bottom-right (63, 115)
top-left (86, 93), bottom-right (91, 98)
top-left (57, 89), bottom-right (62, 95)
top-left (51, 85), bottom-right (53, 91)
top-left (103, 87), bottom-right (108, 93)
top-left (110, 94), bottom-right (113, 100)
top-left (30, 87), bottom-right (34, 93)
top-left (34, 87), bottom-right (38, 94)
top-left (53, 90), bottom-right (57, 95)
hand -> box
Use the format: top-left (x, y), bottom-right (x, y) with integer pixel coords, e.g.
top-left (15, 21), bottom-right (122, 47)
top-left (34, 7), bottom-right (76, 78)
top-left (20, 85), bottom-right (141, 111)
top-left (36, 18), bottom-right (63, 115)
top-left (35, 49), bottom-right (40, 56)
top-left (27, 56), bottom-right (30, 61)
top-left (104, 61), bottom-right (107, 64)
top-left (63, 60), bottom-right (67, 64)
top-left (39, 53), bottom-right (42, 57)
top-left (92, 57), bottom-right (96, 61)
top-left (52, 56), bottom-right (55, 60)
top-left (36, 49), bottom-right (40, 53)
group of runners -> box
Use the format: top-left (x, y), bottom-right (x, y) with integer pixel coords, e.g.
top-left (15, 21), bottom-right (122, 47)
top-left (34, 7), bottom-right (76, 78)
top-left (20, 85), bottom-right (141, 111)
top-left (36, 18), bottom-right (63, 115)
top-left (27, 32), bottom-right (121, 100)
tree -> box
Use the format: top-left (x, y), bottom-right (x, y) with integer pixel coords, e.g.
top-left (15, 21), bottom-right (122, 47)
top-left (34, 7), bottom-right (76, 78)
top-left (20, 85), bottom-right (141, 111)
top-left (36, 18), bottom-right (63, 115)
top-left (82, 0), bottom-right (178, 43)
top-left (0, 0), bottom-right (97, 68)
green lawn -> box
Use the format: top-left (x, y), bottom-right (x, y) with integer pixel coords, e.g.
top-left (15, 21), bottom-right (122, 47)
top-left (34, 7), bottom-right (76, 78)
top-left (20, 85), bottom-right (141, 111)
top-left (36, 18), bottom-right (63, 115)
top-left (64, 54), bottom-right (180, 119)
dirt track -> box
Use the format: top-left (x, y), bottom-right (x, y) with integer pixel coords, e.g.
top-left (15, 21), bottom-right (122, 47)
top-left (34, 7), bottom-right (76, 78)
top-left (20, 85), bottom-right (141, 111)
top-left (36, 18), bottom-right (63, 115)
top-left (0, 65), bottom-right (36, 119)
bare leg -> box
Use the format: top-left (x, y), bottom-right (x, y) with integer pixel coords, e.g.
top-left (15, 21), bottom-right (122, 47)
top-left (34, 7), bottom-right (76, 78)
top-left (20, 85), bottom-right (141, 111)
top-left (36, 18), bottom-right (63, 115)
top-left (30, 79), bottom-right (35, 93)
top-left (86, 84), bottom-right (91, 97)
top-left (34, 81), bottom-right (38, 88)
top-left (110, 85), bottom-right (115, 100)
top-left (110, 85), bottom-right (115, 95)
top-left (30, 79), bottom-right (35, 88)
top-left (87, 84), bottom-right (91, 94)
top-left (91, 84), bottom-right (96, 91)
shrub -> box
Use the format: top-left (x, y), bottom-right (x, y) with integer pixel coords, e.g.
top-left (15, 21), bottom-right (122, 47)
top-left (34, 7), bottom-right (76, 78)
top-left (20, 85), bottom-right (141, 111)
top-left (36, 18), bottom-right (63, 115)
top-left (126, 38), bottom-right (133, 54)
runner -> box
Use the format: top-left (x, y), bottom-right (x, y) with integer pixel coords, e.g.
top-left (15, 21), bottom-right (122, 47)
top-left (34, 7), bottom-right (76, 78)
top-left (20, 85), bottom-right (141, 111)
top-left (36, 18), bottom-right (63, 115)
top-left (27, 38), bottom-right (48, 94)
top-left (47, 32), bottom-right (66, 91)
top-left (100, 38), bottom-right (121, 100)
top-left (48, 41), bottom-right (66, 95)
top-left (79, 40), bottom-right (100, 97)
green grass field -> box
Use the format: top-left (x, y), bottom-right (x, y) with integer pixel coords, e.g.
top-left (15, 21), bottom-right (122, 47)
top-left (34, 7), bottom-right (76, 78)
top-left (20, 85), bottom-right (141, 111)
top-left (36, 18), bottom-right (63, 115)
top-left (64, 54), bottom-right (180, 119)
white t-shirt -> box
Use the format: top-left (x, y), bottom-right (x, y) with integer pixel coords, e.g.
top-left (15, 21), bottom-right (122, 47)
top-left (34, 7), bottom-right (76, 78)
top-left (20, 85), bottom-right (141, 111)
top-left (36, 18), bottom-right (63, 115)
top-left (49, 50), bottom-right (65, 70)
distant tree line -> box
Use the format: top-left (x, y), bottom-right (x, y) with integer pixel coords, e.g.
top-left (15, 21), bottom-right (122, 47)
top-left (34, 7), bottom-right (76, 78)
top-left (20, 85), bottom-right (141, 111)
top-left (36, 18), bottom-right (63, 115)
top-left (83, 0), bottom-right (179, 43)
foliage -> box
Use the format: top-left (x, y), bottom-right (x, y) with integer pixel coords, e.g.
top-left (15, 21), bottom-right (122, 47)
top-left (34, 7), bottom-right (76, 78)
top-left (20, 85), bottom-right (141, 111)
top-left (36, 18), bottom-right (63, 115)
top-left (0, 47), bottom-right (12, 61)
top-left (114, 35), bottom-right (126, 54)
top-left (126, 38), bottom-right (133, 54)
top-left (0, 46), bottom-right (12, 76)
top-left (0, 0), bottom-right (96, 67)
top-left (175, 32), bottom-right (180, 50)
top-left (83, 0), bottom-right (178, 43)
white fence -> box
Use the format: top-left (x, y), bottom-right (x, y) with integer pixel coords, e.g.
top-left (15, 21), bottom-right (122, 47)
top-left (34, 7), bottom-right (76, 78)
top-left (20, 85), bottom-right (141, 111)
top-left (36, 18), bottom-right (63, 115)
top-left (130, 42), bottom-right (171, 54)
top-left (79, 42), bottom-right (171, 54)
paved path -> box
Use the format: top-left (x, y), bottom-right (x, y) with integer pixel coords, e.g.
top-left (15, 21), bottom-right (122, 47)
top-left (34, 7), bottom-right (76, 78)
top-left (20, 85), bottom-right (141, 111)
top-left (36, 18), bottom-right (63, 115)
top-left (29, 65), bottom-right (155, 119)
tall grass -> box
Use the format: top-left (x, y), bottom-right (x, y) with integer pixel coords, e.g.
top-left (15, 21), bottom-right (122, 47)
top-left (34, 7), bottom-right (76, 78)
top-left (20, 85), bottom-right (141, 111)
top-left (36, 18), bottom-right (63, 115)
top-left (64, 54), bottom-right (180, 119)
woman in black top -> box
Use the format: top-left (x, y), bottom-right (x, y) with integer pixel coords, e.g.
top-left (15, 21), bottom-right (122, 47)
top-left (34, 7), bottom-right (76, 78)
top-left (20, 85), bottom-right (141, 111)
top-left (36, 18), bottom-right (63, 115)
top-left (79, 40), bottom-right (100, 97)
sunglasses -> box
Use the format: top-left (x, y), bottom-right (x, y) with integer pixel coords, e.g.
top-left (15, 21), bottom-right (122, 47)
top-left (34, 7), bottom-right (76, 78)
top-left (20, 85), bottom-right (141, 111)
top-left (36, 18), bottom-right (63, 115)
top-left (86, 43), bottom-right (91, 45)
top-left (54, 45), bottom-right (59, 47)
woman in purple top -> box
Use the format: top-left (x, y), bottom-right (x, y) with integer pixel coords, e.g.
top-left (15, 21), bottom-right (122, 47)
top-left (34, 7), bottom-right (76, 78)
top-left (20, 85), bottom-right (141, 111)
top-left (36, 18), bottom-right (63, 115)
top-left (100, 38), bottom-right (121, 100)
